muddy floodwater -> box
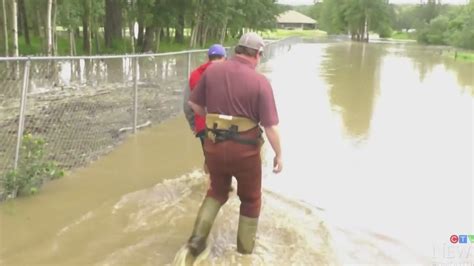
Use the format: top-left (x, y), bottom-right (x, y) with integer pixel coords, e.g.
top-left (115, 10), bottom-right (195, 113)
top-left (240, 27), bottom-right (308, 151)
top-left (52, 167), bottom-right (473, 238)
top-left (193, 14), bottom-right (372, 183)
top-left (1, 41), bottom-right (473, 265)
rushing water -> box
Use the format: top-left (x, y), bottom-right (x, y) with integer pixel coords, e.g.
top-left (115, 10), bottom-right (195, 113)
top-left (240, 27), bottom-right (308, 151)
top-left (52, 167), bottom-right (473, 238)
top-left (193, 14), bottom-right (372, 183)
top-left (0, 41), bottom-right (473, 265)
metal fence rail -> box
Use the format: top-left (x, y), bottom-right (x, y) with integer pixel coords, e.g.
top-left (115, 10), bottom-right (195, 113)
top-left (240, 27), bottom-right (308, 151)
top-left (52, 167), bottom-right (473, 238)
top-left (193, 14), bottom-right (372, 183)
top-left (0, 37), bottom-right (300, 181)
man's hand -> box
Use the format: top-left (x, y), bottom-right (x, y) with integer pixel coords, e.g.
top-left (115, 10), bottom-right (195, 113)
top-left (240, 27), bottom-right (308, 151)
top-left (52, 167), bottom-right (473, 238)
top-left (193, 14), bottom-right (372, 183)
top-left (264, 125), bottom-right (283, 174)
top-left (273, 155), bottom-right (283, 173)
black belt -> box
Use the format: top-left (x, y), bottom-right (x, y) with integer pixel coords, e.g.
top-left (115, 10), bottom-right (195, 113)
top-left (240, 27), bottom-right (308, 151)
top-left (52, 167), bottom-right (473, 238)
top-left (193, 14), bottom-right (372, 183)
top-left (207, 125), bottom-right (261, 146)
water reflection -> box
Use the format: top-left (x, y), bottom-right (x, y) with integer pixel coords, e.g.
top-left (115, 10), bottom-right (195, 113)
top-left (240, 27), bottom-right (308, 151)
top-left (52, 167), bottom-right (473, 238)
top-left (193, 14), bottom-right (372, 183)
top-left (23, 52), bottom-right (210, 94)
top-left (322, 42), bottom-right (385, 141)
top-left (265, 41), bottom-right (472, 264)
top-left (403, 44), bottom-right (474, 93)
top-left (440, 59), bottom-right (474, 95)
top-left (104, 58), bottom-right (126, 84)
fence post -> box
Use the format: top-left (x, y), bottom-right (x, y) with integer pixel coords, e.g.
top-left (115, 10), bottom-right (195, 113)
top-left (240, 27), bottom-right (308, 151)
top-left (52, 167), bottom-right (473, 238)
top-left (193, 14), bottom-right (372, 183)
top-left (187, 52), bottom-right (191, 78)
top-left (14, 59), bottom-right (31, 170)
top-left (133, 56), bottom-right (138, 134)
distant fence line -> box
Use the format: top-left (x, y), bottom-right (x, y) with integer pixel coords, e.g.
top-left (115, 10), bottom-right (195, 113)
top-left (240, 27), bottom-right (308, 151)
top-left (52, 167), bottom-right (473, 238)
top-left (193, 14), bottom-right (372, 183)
top-left (0, 37), bottom-right (300, 181)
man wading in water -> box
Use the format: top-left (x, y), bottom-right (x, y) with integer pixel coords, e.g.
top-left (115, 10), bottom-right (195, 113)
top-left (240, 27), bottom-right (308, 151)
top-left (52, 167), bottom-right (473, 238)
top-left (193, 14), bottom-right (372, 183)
top-left (186, 32), bottom-right (283, 258)
top-left (183, 44), bottom-right (227, 173)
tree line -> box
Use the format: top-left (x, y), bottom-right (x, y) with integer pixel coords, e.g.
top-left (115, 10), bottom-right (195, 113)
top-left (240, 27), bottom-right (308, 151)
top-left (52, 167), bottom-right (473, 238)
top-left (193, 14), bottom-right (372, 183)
top-left (292, 0), bottom-right (473, 49)
top-left (0, 0), bottom-right (280, 56)
top-left (2, 0), bottom-right (472, 57)
top-left (393, 0), bottom-right (474, 49)
top-left (288, 0), bottom-right (394, 41)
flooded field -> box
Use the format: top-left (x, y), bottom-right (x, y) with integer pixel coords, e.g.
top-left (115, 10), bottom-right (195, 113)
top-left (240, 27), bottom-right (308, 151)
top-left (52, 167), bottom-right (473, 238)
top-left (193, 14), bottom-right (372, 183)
top-left (1, 40), bottom-right (473, 265)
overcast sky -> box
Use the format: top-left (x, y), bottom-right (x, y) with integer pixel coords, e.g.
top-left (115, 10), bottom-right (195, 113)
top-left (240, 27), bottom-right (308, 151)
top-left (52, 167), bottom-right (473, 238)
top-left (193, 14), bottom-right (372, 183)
top-left (277, 0), bottom-right (469, 5)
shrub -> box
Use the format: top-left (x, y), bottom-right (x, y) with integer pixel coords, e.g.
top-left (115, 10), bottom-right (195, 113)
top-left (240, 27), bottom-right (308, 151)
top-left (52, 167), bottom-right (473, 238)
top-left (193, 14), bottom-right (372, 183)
top-left (378, 24), bottom-right (393, 38)
top-left (1, 134), bottom-right (64, 200)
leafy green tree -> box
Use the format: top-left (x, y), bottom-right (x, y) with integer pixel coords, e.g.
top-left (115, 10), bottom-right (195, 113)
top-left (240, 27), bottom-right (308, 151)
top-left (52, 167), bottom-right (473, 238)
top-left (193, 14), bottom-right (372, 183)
top-left (417, 15), bottom-right (449, 45)
top-left (57, 0), bottom-right (82, 55)
top-left (449, 1), bottom-right (474, 49)
top-left (320, 0), bottom-right (392, 41)
top-left (5, 0), bottom-right (282, 55)
top-left (320, 0), bottom-right (346, 34)
top-left (104, 0), bottom-right (123, 49)
top-left (81, 0), bottom-right (91, 54)
top-left (417, 0), bottom-right (440, 24)
top-left (1, 0), bottom-right (9, 56)
top-left (18, 0), bottom-right (30, 45)
top-left (408, 1), bottom-right (473, 49)
top-left (393, 5), bottom-right (418, 31)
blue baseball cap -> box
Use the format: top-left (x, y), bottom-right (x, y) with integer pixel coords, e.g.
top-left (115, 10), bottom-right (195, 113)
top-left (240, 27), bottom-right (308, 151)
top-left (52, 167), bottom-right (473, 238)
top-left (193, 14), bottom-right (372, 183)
top-left (208, 44), bottom-right (226, 57)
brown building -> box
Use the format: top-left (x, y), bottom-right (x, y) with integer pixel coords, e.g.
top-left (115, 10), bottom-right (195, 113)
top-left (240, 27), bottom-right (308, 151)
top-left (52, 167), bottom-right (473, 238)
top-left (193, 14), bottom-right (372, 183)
top-left (276, 10), bottom-right (317, 30)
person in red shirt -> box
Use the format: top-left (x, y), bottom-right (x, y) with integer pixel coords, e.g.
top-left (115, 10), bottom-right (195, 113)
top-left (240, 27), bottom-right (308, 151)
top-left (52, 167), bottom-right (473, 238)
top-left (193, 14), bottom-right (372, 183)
top-left (184, 44), bottom-right (226, 173)
top-left (186, 32), bottom-right (283, 258)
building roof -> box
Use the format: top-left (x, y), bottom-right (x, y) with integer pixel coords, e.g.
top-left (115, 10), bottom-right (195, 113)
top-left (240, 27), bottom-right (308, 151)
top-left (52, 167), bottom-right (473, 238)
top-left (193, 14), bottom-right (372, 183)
top-left (276, 10), bottom-right (316, 24)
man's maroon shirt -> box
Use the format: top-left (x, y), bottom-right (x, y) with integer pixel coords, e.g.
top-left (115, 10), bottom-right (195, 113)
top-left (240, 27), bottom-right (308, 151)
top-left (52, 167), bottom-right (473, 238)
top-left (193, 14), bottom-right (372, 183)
top-left (190, 56), bottom-right (279, 127)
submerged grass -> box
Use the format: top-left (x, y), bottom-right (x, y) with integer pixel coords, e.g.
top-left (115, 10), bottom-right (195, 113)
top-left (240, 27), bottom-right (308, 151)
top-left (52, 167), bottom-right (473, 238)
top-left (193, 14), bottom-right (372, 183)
top-left (442, 50), bottom-right (474, 62)
top-left (454, 51), bottom-right (474, 62)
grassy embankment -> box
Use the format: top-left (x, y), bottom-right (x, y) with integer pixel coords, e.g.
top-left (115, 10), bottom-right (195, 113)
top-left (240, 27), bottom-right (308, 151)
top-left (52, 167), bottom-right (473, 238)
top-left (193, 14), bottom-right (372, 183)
top-left (390, 31), bottom-right (417, 40)
top-left (444, 50), bottom-right (474, 62)
top-left (0, 34), bottom-right (237, 56)
top-left (262, 29), bottom-right (327, 40)
top-left (390, 31), bottom-right (474, 62)
top-left (1, 28), bottom-right (330, 56)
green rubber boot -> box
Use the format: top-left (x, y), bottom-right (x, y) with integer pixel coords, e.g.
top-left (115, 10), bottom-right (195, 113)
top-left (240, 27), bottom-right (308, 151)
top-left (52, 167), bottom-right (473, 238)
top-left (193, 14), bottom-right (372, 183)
top-left (236, 215), bottom-right (259, 254)
top-left (187, 197), bottom-right (221, 257)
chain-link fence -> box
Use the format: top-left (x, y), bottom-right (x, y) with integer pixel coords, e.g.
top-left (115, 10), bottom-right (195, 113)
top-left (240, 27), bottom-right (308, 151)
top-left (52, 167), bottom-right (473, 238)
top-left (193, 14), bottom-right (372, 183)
top-left (0, 37), bottom-right (300, 185)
